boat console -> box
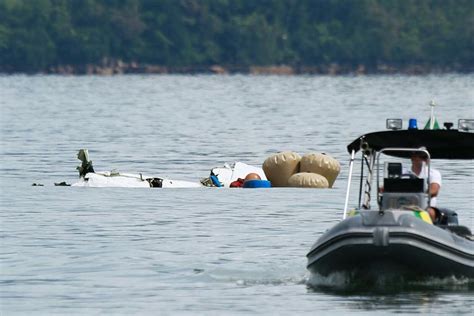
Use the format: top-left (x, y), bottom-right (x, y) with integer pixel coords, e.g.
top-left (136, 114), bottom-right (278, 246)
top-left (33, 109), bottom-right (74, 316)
top-left (381, 161), bottom-right (427, 211)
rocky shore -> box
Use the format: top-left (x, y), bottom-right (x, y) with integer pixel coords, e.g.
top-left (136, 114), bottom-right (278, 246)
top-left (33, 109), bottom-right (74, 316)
top-left (1, 60), bottom-right (471, 75)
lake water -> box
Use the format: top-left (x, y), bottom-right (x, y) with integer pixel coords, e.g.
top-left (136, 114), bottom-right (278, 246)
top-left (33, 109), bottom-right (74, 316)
top-left (1, 74), bottom-right (473, 315)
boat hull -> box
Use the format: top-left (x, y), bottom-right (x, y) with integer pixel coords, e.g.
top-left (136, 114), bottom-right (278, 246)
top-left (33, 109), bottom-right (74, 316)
top-left (307, 210), bottom-right (474, 279)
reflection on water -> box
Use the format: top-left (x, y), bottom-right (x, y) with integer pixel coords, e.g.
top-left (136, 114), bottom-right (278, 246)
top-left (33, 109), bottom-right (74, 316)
top-left (307, 271), bottom-right (473, 293)
top-left (307, 273), bottom-right (473, 314)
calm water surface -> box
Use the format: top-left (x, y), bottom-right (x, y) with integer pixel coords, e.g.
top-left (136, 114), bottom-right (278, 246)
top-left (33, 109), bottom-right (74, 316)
top-left (1, 74), bottom-right (473, 314)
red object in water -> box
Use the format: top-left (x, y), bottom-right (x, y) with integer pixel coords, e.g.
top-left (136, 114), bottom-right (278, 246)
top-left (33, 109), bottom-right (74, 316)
top-left (230, 178), bottom-right (245, 188)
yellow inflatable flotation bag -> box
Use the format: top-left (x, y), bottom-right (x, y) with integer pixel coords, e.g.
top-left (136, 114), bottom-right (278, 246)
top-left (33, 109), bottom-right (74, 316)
top-left (262, 151), bottom-right (301, 187)
top-left (299, 153), bottom-right (340, 188)
top-left (287, 172), bottom-right (329, 188)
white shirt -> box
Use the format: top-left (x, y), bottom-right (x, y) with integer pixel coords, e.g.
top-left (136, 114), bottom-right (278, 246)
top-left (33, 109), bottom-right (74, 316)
top-left (403, 163), bottom-right (442, 206)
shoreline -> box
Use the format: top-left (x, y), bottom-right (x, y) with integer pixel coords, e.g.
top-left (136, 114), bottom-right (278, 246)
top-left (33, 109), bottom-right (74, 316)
top-left (1, 62), bottom-right (472, 75)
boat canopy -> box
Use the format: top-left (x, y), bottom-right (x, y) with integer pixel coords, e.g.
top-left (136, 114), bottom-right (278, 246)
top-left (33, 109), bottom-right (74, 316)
top-left (347, 130), bottom-right (474, 159)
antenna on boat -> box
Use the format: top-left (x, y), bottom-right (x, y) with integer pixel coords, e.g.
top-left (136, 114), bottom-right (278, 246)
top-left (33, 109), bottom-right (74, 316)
top-left (429, 100), bottom-right (436, 130)
top-left (424, 100), bottom-right (441, 130)
top-left (425, 100), bottom-right (436, 129)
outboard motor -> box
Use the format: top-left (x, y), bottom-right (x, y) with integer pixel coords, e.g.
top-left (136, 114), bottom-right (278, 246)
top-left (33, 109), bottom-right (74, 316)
top-left (435, 208), bottom-right (473, 239)
top-left (435, 208), bottom-right (459, 225)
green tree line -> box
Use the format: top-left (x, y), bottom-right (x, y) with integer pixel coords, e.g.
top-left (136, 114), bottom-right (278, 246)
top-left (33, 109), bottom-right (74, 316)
top-left (0, 0), bottom-right (473, 72)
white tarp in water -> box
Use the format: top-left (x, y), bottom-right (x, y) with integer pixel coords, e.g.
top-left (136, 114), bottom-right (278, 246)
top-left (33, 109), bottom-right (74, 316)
top-left (211, 162), bottom-right (267, 187)
top-left (72, 149), bottom-right (265, 188)
top-left (72, 172), bottom-right (151, 187)
top-left (72, 171), bottom-right (202, 188)
top-left (71, 161), bottom-right (266, 188)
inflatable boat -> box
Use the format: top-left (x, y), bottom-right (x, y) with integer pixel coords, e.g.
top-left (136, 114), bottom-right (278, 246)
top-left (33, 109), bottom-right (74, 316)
top-left (307, 124), bottom-right (474, 280)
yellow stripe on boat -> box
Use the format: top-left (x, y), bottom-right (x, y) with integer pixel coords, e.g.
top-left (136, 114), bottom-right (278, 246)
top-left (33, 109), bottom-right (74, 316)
top-left (347, 210), bottom-right (359, 217)
top-left (413, 210), bottom-right (433, 224)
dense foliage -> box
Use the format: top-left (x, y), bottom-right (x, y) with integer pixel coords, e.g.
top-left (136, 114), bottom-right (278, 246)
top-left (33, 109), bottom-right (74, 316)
top-left (0, 0), bottom-right (473, 72)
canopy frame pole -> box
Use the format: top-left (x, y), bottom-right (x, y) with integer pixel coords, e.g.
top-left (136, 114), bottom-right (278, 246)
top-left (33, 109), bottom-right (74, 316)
top-left (343, 150), bottom-right (356, 219)
top-left (357, 153), bottom-right (365, 209)
top-left (362, 152), bottom-right (375, 210)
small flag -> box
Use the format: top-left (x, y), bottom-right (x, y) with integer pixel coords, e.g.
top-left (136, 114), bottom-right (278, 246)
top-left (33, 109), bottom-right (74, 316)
top-left (424, 117), bottom-right (440, 130)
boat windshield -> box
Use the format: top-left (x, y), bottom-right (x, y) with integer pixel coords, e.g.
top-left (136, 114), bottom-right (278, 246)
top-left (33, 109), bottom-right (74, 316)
top-left (376, 148), bottom-right (431, 211)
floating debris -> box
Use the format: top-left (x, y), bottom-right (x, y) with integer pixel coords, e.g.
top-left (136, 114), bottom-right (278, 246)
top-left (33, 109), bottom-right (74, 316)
top-left (54, 181), bottom-right (71, 186)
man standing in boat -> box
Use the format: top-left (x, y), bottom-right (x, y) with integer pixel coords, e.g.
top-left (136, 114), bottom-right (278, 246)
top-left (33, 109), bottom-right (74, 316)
top-left (406, 150), bottom-right (442, 222)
